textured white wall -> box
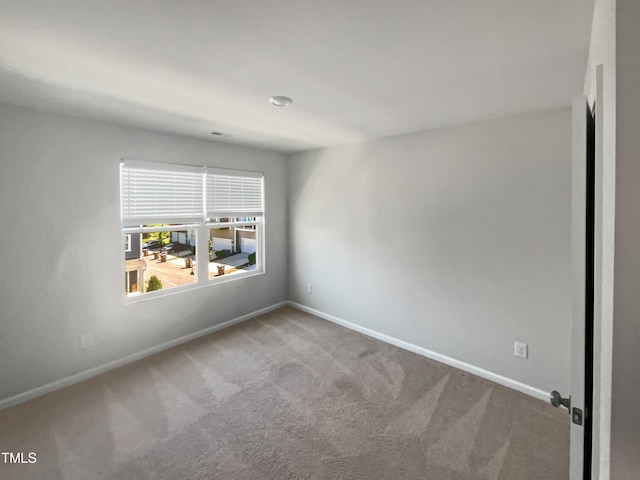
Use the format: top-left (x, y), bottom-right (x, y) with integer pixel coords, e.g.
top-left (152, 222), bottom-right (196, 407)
top-left (288, 108), bottom-right (572, 394)
top-left (0, 103), bottom-right (288, 402)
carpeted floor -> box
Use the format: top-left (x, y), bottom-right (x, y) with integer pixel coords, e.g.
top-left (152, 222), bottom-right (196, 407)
top-left (0, 306), bottom-right (569, 479)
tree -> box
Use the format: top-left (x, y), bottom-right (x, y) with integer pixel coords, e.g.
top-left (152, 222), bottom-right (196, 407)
top-left (147, 275), bottom-right (163, 292)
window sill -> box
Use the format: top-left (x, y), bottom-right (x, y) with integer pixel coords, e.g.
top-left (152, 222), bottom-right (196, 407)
top-left (123, 268), bottom-right (264, 305)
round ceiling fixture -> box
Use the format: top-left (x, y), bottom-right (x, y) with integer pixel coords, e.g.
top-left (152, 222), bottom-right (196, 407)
top-left (268, 96), bottom-right (293, 107)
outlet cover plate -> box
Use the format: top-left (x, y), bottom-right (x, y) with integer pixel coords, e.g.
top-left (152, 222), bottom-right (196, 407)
top-left (514, 341), bottom-right (528, 359)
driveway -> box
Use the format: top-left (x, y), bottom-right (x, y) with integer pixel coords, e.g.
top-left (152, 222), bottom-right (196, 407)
top-left (209, 253), bottom-right (251, 277)
top-left (214, 253), bottom-right (250, 267)
top-left (143, 253), bottom-right (195, 290)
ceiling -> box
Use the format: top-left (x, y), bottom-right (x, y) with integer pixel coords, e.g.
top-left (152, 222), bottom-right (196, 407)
top-left (0, 0), bottom-right (594, 153)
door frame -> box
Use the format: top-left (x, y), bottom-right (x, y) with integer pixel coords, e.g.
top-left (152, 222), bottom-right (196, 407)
top-left (584, 97), bottom-right (596, 479)
top-left (569, 90), bottom-right (598, 479)
top-left (570, 95), bottom-right (596, 480)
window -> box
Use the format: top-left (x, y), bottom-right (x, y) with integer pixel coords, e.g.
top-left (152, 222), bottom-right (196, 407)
top-left (120, 160), bottom-right (264, 299)
top-left (209, 217), bottom-right (260, 279)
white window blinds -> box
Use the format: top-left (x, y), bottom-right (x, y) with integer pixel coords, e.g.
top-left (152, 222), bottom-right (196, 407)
top-left (206, 169), bottom-right (264, 217)
top-left (120, 161), bottom-right (204, 225)
top-left (120, 161), bottom-right (264, 225)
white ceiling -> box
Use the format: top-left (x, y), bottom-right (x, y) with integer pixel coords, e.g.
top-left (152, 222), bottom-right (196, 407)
top-left (0, 0), bottom-right (594, 153)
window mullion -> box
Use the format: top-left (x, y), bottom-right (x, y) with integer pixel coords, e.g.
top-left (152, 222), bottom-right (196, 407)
top-left (196, 224), bottom-right (209, 284)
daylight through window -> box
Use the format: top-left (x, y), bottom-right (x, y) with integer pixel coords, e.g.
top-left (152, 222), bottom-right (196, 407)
top-left (120, 160), bottom-right (264, 298)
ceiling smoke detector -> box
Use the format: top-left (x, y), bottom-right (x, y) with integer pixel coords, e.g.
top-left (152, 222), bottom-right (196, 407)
top-left (268, 96), bottom-right (293, 107)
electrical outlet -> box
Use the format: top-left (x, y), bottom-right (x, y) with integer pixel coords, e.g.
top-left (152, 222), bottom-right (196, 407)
top-left (306, 283), bottom-right (312, 294)
top-left (80, 333), bottom-right (93, 349)
top-left (514, 341), bottom-right (528, 359)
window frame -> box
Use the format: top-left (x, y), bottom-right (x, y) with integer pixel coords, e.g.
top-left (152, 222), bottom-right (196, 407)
top-left (120, 161), bottom-right (265, 303)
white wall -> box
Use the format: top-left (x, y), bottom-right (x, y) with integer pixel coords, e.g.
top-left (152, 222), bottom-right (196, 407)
top-left (288, 107), bottom-right (572, 394)
top-left (583, 0), bottom-right (615, 477)
top-left (611, 0), bottom-right (640, 476)
top-left (0, 103), bottom-right (288, 403)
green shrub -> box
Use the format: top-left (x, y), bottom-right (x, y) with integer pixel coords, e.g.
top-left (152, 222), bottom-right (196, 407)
top-left (147, 275), bottom-right (163, 292)
top-left (248, 252), bottom-right (256, 265)
top-left (214, 249), bottom-right (231, 259)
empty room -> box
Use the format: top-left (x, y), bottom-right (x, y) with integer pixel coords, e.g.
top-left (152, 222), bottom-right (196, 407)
top-left (1, 0), bottom-right (638, 479)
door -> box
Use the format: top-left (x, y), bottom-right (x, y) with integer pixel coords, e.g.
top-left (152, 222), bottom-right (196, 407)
top-left (552, 96), bottom-right (595, 479)
top-left (241, 237), bottom-right (257, 254)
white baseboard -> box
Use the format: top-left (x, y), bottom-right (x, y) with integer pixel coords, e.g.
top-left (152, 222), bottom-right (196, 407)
top-left (0, 301), bottom-right (288, 411)
top-left (1, 300), bottom-right (549, 411)
top-left (287, 301), bottom-right (549, 402)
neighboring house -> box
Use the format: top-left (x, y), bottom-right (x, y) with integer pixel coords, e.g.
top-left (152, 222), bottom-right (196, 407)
top-left (125, 232), bottom-right (142, 260)
top-left (169, 230), bottom-right (196, 246)
top-left (236, 226), bottom-right (257, 254)
top-left (210, 218), bottom-right (257, 257)
top-left (124, 233), bottom-right (145, 295)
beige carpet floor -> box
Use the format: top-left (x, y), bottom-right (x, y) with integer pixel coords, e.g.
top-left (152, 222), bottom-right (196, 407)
top-left (0, 306), bottom-right (569, 479)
